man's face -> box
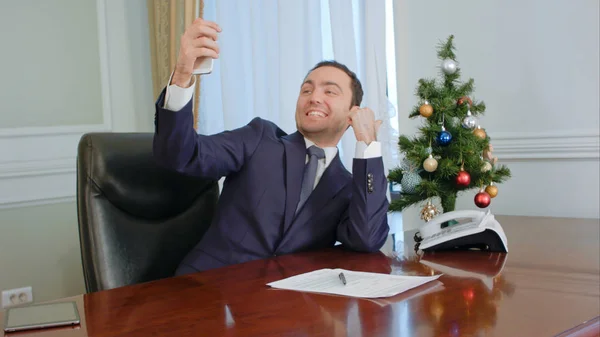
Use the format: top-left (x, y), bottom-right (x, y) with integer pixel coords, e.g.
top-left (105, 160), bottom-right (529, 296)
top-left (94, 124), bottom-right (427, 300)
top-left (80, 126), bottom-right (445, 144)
top-left (295, 66), bottom-right (355, 143)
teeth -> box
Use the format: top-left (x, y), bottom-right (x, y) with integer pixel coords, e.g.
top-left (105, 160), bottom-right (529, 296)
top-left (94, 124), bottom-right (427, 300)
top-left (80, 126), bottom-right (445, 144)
top-left (308, 111), bottom-right (326, 117)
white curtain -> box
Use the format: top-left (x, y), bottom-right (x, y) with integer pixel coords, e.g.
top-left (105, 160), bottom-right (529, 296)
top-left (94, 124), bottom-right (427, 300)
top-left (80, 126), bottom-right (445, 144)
top-left (199, 0), bottom-right (398, 173)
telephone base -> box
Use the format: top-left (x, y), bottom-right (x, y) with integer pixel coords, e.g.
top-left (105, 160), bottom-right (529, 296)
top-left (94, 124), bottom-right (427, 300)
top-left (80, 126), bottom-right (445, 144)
top-left (421, 229), bottom-right (507, 253)
top-left (417, 209), bottom-right (508, 253)
top-left (441, 219), bottom-right (459, 228)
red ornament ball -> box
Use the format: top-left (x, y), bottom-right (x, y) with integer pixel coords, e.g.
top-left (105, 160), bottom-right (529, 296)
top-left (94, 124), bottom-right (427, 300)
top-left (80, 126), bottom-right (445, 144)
top-left (455, 170), bottom-right (471, 187)
top-left (474, 191), bottom-right (491, 208)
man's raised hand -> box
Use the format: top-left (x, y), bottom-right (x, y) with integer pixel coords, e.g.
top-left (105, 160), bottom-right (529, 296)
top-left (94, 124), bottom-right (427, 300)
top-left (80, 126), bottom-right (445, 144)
top-left (171, 18), bottom-right (221, 88)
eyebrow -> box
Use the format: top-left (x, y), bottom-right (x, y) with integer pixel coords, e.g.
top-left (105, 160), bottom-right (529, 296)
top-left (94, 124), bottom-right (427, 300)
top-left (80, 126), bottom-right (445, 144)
top-left (302, 79), bottom-right (343, 93)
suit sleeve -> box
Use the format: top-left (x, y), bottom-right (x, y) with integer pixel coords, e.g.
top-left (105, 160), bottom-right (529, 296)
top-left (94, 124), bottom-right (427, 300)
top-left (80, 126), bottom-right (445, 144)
top-left (153, 88), bottom-right (264, 179)
top-left (336, 157), bottom-right (390, 252)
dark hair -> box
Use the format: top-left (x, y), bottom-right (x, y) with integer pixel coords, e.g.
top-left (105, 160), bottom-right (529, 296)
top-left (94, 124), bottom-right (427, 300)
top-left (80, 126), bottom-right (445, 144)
top-left (305, 60), bottom-right (363, 108)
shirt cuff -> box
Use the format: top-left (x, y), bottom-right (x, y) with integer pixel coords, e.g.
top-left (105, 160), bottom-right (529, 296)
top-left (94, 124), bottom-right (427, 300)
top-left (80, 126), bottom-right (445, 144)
top-left (355, 141), bottom-right (382, 159)
top-left (164, 71), bottom-right (196, 111)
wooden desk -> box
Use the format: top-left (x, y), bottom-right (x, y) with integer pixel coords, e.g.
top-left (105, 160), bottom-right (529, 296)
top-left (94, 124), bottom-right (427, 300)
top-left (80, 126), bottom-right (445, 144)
top-left (2, 216), bottom-right (599, 336)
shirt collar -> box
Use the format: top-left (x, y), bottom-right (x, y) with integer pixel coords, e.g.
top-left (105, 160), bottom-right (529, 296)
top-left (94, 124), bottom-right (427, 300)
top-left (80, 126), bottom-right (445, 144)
top-left (304, 138), bottom-right (338, 167)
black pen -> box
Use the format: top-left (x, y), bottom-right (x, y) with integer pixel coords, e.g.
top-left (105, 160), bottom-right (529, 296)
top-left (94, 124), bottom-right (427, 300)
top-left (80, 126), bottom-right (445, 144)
top-left (338, 272), bottom-right (346, 285)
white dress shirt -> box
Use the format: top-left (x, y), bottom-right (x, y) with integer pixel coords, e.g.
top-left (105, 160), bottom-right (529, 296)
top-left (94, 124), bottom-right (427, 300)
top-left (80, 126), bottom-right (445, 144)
top-left (163, 76), bottom-right (382, 189)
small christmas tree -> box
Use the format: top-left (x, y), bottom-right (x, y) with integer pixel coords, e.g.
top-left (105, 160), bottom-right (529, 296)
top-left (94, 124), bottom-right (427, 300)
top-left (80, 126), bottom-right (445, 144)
top-left (388, 35), bottom-right (511, 222)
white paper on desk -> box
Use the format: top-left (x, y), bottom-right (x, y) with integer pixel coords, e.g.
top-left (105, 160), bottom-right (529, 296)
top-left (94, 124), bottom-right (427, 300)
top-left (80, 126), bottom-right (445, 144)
top-left (266, 268), bottom-right (442, 298)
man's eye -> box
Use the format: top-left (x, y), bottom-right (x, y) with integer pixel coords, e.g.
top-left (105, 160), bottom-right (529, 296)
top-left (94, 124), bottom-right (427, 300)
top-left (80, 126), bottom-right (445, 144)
top-left (326, 90), bottom-right (337, 95)
top-left (303, 90), bottom-right (312, 94)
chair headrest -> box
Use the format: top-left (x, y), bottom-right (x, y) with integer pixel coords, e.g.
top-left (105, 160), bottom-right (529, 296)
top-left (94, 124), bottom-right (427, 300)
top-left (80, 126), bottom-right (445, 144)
top-left (77, 133), bottom-right (216, 219)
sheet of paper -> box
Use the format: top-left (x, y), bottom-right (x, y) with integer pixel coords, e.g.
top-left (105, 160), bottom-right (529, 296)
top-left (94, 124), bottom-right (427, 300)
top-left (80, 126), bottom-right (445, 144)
top-left (266, 268), bottom-right (442, 298)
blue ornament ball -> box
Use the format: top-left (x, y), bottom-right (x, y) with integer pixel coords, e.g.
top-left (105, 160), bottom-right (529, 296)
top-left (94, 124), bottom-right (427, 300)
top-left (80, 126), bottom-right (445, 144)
top-left (436, 130), bottom-right (452, 146)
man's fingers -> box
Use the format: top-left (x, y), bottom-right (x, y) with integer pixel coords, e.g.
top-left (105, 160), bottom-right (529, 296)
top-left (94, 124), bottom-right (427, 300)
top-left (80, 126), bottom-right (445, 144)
top-left (364, 108), bottom-right (375, 118)
top-left (186, 23), bottom-right (219, 41)
top-left (349, 107), bottom-right (377, 122)
top-left (195, 18), bottom-right (222, 32)
top-left (192, 37), bottom-right (220, 54)
top-left (348, 107), bottom-right (380, 143)
top-left (191, 47), bottom-right (219, 59)
top-left (348, 106), bottom-right (362, 120)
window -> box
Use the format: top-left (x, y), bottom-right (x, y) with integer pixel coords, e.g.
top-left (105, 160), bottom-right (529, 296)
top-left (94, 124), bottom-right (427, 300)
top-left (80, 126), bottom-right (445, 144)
top-left (320, 0), bottom-right (399, 135)
top-left (385, 0), bottom-right (399, 134)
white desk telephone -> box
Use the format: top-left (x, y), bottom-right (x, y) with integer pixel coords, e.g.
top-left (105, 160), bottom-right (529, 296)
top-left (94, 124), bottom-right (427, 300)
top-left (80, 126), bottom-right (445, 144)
top-left (415, 209), bottom-right (508, 253)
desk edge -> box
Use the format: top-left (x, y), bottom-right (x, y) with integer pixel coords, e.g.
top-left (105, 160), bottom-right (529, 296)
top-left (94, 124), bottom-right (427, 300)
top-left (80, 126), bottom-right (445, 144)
top-left (555, 316), bottom-right (600, 337)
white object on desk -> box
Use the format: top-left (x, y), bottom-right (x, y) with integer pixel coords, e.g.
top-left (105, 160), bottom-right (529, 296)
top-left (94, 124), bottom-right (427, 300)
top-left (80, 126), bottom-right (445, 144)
top-left (266, 268), bottom-right (441, 298)
top-left (418, 209), bottom-right (508, 252)
top-left (3, 301), bottom-right (80, 332)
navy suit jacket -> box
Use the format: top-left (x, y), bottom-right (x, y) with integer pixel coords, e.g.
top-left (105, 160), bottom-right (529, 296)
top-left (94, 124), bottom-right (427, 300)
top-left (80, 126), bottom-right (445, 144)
top-left (153, 90), bottom-right (390, 275)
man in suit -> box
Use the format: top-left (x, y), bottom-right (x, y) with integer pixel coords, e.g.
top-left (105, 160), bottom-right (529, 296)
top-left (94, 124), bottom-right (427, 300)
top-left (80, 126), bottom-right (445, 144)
top-left (153, 18), bottom-right (390, 275)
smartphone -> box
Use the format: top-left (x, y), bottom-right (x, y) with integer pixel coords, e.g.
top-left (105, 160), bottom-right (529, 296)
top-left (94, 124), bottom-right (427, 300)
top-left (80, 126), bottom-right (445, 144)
top-left (192, 57), bottom-right (214, 75)
top-left (3, 301), bottom-right (80, 332)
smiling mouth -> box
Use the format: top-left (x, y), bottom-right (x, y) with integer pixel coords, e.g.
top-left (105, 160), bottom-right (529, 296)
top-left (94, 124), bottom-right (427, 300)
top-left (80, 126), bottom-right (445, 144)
top-left (306, 110), bottom-right (328, 118)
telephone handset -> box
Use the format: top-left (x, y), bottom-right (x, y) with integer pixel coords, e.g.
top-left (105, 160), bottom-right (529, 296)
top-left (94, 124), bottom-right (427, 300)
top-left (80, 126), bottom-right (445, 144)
top-left (416, 209), bottom-right (508, 253)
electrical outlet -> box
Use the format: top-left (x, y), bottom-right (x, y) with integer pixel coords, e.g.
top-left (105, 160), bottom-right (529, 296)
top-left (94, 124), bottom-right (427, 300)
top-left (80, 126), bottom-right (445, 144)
top-left (2, 286), bottom-right (33, 308)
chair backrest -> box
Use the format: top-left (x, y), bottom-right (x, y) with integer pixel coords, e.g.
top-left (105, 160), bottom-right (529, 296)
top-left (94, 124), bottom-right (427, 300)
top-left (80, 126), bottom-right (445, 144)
top-left (76, 133), bottom-right (219, 293)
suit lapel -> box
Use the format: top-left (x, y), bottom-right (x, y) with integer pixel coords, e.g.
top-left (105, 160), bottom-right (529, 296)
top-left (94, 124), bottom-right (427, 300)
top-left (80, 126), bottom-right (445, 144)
top-left (279, 154), bottom-right (351, 244)
top-left (281, 132), bottom-right (306, 233)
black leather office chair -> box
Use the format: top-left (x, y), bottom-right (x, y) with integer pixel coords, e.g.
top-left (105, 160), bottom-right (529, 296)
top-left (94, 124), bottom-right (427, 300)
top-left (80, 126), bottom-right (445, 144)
top-left (76, 133), bottom-right (219, 293)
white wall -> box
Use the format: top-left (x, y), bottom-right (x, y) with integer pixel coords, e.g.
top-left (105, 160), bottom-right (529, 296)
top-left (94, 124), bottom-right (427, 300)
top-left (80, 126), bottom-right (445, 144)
top-left (0, 0), bottom-right (153, 302)
top-left (393, 0), bottom-right (599, 230)
top-left (0, 203), bottom-right (83, 303)
top-left (0, 1), bottom-right (104, 128)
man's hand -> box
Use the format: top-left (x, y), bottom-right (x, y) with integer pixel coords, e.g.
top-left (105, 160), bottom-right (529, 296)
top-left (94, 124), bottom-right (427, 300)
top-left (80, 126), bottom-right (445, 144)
top-left (349, 107), bottom-right (383, 145)
top-left (171, 18), bottom-right (221, 88)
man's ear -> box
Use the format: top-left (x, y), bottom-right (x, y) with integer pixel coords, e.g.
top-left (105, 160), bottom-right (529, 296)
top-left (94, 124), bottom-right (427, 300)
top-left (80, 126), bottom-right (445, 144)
top-left (347, 106), bottom-right (359, 128)
top-left (348, 105), bottom-right (360, 119)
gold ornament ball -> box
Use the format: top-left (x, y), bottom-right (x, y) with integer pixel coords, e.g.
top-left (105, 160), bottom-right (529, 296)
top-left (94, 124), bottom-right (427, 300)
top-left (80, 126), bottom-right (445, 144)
top-left (420, 201), bottom-right (440, 222)
top-left (485, 184), bottom-right (498, 198)
top-left (481, 161), bottom-right (492, 172)
top-left (423, 155), bottom-right (438, 172)
top-left (419, 104), bottom-right (433, 117)
top-left (474, 127), bottom-right (487, 139)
